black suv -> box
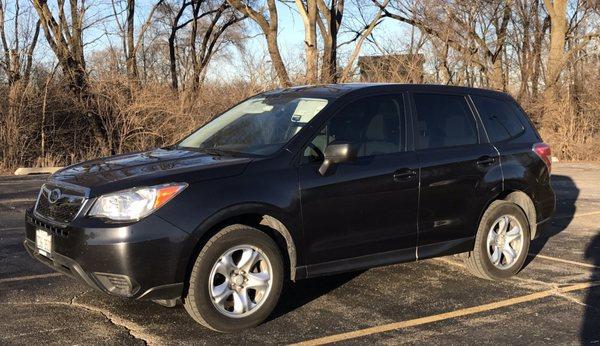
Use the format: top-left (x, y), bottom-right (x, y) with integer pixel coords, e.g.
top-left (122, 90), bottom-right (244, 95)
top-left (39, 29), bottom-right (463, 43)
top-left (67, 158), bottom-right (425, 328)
top-left (25, 84), bottom-right (555, 332)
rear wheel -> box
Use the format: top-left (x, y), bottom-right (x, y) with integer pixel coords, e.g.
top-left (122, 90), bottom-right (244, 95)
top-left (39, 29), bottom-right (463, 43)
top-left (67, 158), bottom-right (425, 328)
top-left (183, 224), bottom-right (283, 332)
top-left (464, 201), bottom-right (531, 280)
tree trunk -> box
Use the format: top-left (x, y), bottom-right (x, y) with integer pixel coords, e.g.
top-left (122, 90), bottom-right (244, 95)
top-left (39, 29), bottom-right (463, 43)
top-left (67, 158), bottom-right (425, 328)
top-left (531, 16), bottom-right (549, 98)
top-left (296, 0), bottom-right (318, 83)
top-left (126, 0), bottom-right (138, 82)
top-left (265, 31), bottom-right (291, 86)
top-left (489, 57), bottom-right (505, 90)
top-left (544, 0), bottom-right (568, 102)
top-left (169, 30), bottom-right (178, 90)
top-left (227, 0), bottom-right (291, 86)
top-left (32, 0), bottom-right (88, 92)
top-left (317, 0), bottom-right (343, 83)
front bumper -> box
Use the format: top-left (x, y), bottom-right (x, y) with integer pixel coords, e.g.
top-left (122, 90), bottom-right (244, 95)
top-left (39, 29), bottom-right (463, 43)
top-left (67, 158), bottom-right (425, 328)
top-left (24, 209), bottom-right (191, 300)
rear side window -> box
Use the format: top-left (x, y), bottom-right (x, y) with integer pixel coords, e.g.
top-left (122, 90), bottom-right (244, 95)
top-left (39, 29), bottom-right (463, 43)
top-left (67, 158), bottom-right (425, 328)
top-left (472, 95), bottom-right (525, 142)
top-left (413, 93), bottom-right (478, 150)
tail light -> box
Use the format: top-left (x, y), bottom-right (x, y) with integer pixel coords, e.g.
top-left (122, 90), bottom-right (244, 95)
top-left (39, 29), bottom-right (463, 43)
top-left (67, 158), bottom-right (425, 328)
top-left (533, 142), bottom-right (552, 173)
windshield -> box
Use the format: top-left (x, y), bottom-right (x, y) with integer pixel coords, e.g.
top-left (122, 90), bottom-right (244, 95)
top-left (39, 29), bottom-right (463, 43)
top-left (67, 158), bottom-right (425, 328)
top-left (177, 95), bottom-right (329, 156)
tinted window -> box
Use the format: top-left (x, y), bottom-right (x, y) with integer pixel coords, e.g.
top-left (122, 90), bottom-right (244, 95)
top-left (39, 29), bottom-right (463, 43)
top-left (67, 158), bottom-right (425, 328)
top-left (304, 95), bottom-right (405, 162)
top-left (178, 96), bottom-right (328, 156)
top-left (413, 93), bottom-right (478, 150)
top-left (472, 95), bottom-right (525, 142)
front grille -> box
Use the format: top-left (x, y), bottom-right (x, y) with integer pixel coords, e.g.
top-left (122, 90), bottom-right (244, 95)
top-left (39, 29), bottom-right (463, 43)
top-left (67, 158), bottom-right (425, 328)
top-left (35, 183), bottom-right (86, 224)
top-left (28, 215), bottom-right (69, 238)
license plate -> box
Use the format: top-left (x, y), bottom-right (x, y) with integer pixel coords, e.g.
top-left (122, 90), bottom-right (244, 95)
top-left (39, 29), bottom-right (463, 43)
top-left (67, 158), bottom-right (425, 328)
top-left (36, 229), bottom-right (52, 258)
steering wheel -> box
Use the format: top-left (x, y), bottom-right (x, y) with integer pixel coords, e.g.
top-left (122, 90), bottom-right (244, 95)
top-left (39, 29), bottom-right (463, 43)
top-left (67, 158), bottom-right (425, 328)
top-left (307, 143), bottom-right (325, 162)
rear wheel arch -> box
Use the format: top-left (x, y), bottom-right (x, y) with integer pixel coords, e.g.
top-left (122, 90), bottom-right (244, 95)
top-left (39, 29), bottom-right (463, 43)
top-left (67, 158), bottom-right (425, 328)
top-left (478, 189), bottom-right (537, 240)
top-left (501, 190), bottom-right (537, 239)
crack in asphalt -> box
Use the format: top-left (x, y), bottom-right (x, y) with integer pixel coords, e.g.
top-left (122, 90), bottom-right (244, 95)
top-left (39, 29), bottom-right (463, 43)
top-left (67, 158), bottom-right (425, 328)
top-left (553, 291), bottom-right (594, 308)
top-left (69, 292), bottom-right (154, 346)
top-left (5, 291), bottom-right (161, 345)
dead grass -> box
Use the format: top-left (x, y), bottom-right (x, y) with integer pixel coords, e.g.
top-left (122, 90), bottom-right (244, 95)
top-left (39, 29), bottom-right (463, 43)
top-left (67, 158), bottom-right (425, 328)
top-left (0, 77), bottom-right (267, 171)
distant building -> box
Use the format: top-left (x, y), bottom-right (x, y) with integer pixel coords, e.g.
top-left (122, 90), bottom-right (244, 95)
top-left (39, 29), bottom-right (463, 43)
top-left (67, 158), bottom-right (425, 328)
top-left (358, 54), bottom-right (425, 83)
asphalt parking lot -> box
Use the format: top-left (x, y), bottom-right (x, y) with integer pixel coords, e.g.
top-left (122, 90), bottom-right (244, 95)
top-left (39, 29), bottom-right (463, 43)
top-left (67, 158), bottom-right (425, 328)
top-left (1, 163), bottom-right (599, 345)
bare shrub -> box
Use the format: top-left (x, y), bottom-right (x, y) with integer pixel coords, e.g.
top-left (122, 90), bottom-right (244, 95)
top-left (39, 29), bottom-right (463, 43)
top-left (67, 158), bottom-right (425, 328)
top-left (0, 73), bottom-right (267, 172)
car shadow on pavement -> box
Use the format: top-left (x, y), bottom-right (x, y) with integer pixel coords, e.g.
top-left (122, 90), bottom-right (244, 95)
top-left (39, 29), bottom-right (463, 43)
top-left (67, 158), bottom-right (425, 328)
top-left (582, 233), bottom-right (600, 342)
top-left (526, 174), bottom-right (578, 267)
top-left (268, 270), bottom-right (364, 321)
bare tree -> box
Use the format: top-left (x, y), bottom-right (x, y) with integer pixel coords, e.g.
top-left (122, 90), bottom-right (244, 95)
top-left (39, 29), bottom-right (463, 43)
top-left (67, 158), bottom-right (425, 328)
top-left (374, 0), bottom-right (514, 90)
top-left (32, 0), bottom-right (88, 91)
top-left (0, 0), bottom-right (40, 86)
top-left (338, 0), bottom-right (388, 82)
top-left (126, 0), bottom-right (136, 78)
top-left (513, 0), bottom-right (549, 99)
top-left (0, 0), bottom-right (41, 167)
top-left (110, 0), bottom-right (164, 83)
top-left (541, 0), bottom-right (599, 100)
top-left (316, 0), bottom-right (344, 83)
top-left (165, 0), bottom-right (192, 90)
top-left (190, 1), bottom-right (245, 90)
top-left (227, 0), bottom-right (291, 86)
top-left (162, 0), bottom-right (244, 90)
top-left (295, 0), bottom-right (318, 83)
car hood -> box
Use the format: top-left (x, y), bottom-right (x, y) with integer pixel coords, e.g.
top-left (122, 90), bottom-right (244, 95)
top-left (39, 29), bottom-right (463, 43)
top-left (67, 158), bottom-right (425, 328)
top-left (49, 148), bottom-right (252, 196)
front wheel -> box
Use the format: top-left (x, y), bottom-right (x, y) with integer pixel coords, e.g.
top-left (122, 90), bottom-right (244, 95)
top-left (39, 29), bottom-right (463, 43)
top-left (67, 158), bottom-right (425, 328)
top-left (464, 201), bottom-right (531, 280)
top-left (183, 224), bottom-right (284, 332)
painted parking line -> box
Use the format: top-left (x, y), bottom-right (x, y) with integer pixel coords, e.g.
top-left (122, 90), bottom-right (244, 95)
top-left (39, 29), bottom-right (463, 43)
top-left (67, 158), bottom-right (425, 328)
top-left (0, 272), bottom-right (62, 284)
top-left (528, 253), bottom-right (598, 269)
top-left (291, 281), bottom-right (600, 346)
top-left (0, 181), bottom-right (45, 186)
top-left (0, 227), bottom-right (23, 232)
top-left (0, 198), bottom-right (37, 204)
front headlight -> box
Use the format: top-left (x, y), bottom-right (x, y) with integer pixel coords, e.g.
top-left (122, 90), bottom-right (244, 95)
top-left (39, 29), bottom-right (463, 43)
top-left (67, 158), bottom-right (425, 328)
top-left (88, 183), bottom-right (188, 222)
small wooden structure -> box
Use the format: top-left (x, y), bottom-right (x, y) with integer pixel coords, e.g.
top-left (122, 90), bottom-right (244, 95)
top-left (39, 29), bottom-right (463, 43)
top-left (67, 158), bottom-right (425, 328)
top-left (358, 54), bottom-right (425, 83)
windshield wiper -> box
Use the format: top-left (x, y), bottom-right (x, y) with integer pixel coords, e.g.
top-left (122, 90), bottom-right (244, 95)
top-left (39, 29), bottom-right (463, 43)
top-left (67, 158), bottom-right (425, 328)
top-left (197, 147), bottom-right (225, 156)
top-left (177, 145), bottom-right (258, 158)
top-left (174, 145), bottom-right (223, 156)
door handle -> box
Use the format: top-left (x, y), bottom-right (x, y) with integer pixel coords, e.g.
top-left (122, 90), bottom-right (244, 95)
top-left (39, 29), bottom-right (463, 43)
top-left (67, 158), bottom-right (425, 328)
top-left (393, 168), bottom-right (417, 182)
top-left (476, 156), bottom-right (496, 166)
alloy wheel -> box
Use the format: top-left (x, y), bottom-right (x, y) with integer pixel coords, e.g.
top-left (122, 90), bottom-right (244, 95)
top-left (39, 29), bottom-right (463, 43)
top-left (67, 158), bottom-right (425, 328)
top-left (208, 245), bottom-right (273, 318)
top-left (486, 215), bottom-right (524, 270)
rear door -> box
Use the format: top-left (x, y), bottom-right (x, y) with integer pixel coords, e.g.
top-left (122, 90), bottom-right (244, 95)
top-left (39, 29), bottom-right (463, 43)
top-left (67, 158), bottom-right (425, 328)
top-left (471, 94), bottom-right (555, 226)
top-left (298, 93), bottom-right (420, 271)
top-left (410, 92), bottom-right (502, 257)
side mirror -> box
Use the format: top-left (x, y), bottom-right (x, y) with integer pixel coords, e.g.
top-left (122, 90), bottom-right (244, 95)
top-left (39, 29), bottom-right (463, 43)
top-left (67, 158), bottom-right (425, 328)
top-left (319, 142), bottom-right (357, 175)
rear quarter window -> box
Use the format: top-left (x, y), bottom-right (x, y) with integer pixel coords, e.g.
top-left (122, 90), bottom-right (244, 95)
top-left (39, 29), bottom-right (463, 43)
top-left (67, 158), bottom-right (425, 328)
top-left (472, 95), bottom-right (525, 142)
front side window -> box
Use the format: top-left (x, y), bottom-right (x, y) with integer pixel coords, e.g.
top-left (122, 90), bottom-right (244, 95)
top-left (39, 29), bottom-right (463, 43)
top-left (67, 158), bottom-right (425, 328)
top-left (413, 93), bottom-right (478, 150)
top-left (471, 95), bottom-right (525, 142)
top-left (304, 95), bottom-right (405, 162)
top-left (178, 96), bottom-right (329, 156)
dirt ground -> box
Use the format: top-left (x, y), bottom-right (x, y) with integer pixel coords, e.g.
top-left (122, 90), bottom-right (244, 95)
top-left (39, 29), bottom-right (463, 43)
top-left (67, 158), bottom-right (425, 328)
top-left (0, 163), bottom-right (599, 345)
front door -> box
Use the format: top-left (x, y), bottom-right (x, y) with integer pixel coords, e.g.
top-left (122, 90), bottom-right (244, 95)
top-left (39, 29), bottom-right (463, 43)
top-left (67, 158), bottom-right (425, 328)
top-left (298, 94), bottom-right (419, 274)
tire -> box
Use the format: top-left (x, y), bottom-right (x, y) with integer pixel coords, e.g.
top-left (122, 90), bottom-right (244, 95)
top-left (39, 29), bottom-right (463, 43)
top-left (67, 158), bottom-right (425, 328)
top-left (464, 200), bottom-right (531, 280)
top-left (183, 224), bottom-right (284, 332)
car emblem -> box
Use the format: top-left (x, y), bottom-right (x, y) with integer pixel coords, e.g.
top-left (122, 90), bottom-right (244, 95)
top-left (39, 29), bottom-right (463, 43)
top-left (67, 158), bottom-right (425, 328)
top-left (48, 188), bottom-right (62, 204)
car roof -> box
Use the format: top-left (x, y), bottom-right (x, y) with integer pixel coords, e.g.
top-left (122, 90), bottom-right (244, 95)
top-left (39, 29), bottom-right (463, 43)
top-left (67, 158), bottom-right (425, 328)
top-left (261, 83), bottom-right (513, 101)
